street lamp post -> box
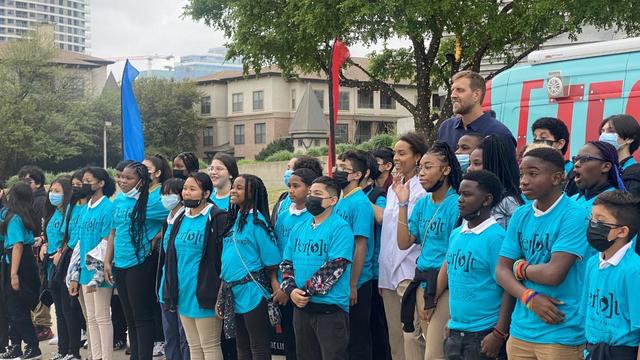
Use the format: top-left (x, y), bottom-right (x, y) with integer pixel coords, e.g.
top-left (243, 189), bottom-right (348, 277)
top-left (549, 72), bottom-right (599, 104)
top-left (104, 120), bottom-right (112, 168)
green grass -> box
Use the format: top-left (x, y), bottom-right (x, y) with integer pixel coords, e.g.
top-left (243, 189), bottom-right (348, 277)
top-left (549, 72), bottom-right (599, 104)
top-left (268, 187), bottom-right (287, 208)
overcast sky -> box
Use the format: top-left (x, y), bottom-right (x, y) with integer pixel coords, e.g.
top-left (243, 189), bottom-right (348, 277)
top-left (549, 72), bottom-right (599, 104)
top-left (90, 0), bottom-right (406, 78)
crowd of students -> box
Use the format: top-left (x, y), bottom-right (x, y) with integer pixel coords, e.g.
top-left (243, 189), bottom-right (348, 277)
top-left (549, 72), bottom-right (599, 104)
top-left (1, 70), bottom-right (640, 360)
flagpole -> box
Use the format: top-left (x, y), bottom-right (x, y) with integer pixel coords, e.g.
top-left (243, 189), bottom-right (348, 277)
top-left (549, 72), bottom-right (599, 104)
top-left (328, 42), bottom-right (336, 176)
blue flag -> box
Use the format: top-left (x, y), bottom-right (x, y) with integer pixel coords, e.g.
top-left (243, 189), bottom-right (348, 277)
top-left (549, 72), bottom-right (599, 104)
top-left (121, 60), bottom-right (144, 161)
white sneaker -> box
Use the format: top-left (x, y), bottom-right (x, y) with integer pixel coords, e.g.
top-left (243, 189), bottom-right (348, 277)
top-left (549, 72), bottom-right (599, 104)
top-left (152, 342), bottom-right (164, 357)
top-left (48, 337), bottom-right (58, 346)
top-left (61, 355), bottom-right (80, 360)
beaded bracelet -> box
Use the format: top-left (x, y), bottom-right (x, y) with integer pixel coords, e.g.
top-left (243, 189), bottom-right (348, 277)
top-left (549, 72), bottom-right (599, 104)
top-left (492, 327), bottom-right (508, 340)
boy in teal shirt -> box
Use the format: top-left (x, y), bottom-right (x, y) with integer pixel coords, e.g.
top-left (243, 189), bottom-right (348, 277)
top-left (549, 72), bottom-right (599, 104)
top-left (333, 150), bottom-right (375, 360)
top-left (281, 176), bottom-right (354, 360)
top-left (440, 170), bottom-right (512, 360)
top-left (582, 190), bottom-right (640, 359)
top-left (497, 147), bottom-right (588, 360)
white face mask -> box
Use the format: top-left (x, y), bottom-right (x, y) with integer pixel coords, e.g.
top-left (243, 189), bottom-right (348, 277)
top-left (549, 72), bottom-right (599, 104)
top-left (123, 180), bottom-right (141, 198)
top-left (161, 194), bottom-right (180, 211)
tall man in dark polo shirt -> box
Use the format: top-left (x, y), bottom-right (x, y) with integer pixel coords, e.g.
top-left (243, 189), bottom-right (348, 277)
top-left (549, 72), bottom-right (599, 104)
top-left (437, 71), bottom-right (516, 153)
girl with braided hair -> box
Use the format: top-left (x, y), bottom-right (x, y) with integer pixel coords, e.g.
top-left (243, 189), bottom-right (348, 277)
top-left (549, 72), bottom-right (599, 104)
top-left (394, 140), bottom-right (461, 360)
top-left (218, 174), bottom-right (281, 360)
top-left (104, 162), bottom-right (169, 360)
top-left (173, 152), bottom-right (200, 180)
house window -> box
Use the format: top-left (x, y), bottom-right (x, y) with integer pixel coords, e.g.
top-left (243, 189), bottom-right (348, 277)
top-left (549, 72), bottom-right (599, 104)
top-left (253, 90), bottom-right (264, 111)
top-left (338, 91), bottom-right (349, 111)
top-left (234, 124), bottom-right (245, 145)
top-left (291, 89), bottom-right (296, 110)
top-left (203, 127), bottom-right (214, 146)
top-left (431, 93), bottom-right (442, 109)
top-left (314, 90), bottom-right (324, 109)
top-left (200, 96), bottom-right (211, 114)
top-left (358, 89), bottom-right (374, 109)
top-left (232, 93), bottom-right (243, 113)
top-left (255, 123), bottom-right (266, 144)
top-left (380, 92), bottom-right (396, 109)
top-left (377, 121), bottom-right (395, 135)
top-left (336, 124), bottom-right (348, 144)
top-left (355, 121), bottom-right (372, 144)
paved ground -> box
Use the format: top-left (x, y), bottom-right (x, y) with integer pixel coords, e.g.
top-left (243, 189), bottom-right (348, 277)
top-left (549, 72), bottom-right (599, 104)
top-left (42, 306), bottom-right (285, 360)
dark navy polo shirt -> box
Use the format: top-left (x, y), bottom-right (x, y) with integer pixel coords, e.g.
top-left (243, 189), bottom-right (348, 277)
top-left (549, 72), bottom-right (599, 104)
top-left (437, 112), bottom-right (516, 152)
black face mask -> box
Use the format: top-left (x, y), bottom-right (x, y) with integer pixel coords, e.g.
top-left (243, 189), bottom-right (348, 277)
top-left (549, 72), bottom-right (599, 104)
top-left (587, 221), bottom-right (617, 252)
top-left (173, 169), bottom-right (187, 180)
top-left (82, 183), bottom-right (96, 197)
top-left (71, 185), bottom-right (88, 199)
top-left (183, 198), bottom-right (202, 209)
top-left (332, 171), bottom-right (351, 190)
top-left (425, 178), bottom-right (445, 193)
top-left (305, 196), bottom-right (327, 216)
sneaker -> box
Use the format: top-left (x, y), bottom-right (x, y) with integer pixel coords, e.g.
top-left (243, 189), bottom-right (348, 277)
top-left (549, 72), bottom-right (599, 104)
top-left (61, 355), bottom-right (80, 360)
top-left (48, 354), bottom-right (63, 360)
top-left (125, 346), bottom-right (130, 355)
top-left (36, 327), bottom-right (54, 342)
top-left (152, 342), bottom-right (164, 357)
top-left (113, 340), bottom-right (126, 351)
top-left (0, 345), bottom-right (22, 360)
top-left (47, 338), bottom-right (57, 346)
top-left (20, 345), bottom-right (41, 360)
top-left (79, 332), bottom-right (86, 350)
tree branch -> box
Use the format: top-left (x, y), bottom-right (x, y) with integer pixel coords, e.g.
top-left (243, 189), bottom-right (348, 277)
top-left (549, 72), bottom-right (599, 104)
top-left (486, 30), bottom-right (565, 80)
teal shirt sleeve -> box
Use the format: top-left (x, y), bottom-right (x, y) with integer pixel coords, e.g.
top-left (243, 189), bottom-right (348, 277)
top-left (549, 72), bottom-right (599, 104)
top-left (550, 206), bottom-right (588, 258)
top-left (626, 263), bottom-right (640, 331)
top-left (329, 222), bottom-right (355, 262)
top-left (6, 216), bottom-right (32, 247)
top-left (376, 196), bottom-right (387, 211)
top-left (499, 210), bottom-right (524, 260)
top-left (146, 196), bottom-right (169, 221)
top-left (352, 199), bottom-right (373, 240)
top-left (488, 232), bottom-right (504, 282)
top-left (254, 223), bottom-right (281, 267)
top-left (99, 202), bottom-right (113, 239)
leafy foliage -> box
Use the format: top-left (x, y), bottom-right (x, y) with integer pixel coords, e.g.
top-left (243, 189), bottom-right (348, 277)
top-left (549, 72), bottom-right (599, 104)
top-left (255, 137), bottom-right (294, 161)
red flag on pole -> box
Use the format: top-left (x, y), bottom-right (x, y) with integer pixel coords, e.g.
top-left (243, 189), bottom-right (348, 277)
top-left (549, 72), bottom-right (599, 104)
top-left (328, 39), bottom-right (350, 175)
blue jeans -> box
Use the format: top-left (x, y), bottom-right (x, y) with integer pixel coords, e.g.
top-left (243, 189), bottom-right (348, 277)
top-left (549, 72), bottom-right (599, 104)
top-left (161, 306), bottom-right (189, 360)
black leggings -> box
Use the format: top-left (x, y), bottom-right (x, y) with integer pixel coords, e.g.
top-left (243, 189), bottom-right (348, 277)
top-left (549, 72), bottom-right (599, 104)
top-left (51, 251), bottom-right (83, 357)
top-left (114, 253), bottom-right (157, 360)
top-left (111, 293), bottom-right (127, 344)
top-left (235, 300), bottom-right (272, 360)
top-left (3, 247), bottom-right (39, 348)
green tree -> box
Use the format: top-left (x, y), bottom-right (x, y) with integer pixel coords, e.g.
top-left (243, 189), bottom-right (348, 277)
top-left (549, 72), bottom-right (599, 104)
top-left (0, 32), bottom-right (97, 178)
top-left (134, 77), bottom-right (205, 157)
top-left (185, 0), bottom-right (640, 140)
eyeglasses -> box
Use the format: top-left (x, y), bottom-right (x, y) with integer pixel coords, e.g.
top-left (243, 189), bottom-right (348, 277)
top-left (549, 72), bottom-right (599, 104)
top-left (208, 166), bottom-right (227, 172)
top-left (417, 165), bottom-right (447, 173)
top-left (333, 166), bottom-right (355, 173)
top-left (572, 155), bottom-right (606, 164)
top-left (588, 218), bottom-right (622, 229)
top-left (533, 139), bottom-right (556, 146)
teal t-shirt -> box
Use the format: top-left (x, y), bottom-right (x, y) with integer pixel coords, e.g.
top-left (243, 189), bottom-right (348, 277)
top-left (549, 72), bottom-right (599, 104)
top-left (582, 248), bottom-right (640, 347)
top-left (447, 222), bottom-right (505, 332)
top-left (334, 188), bottom-right (374, 288)
top-left (3, 214), bottom-right (35, 249)
top-left (284, 213), bottom-right (354, 312)
top-left (111, 189), bottom-right (169, 269)
top-left (278, 196), bottom-right (292, 216)
top-left (67, 203), bottom-right (87, 249)
top-left (46, 209), bottom-right (65, 254)
top-left (410, 187), bottom-right (460, 271)
top-left (210, 193), bottom-right (230, 211)
top-left (369, 192), bottom-right (386, 279)
top-left (78, 196), bottom-right (113, 286)
top-left (274, 205), bottom-right (313, 255)
top-left (621, 157), bottom-right (638, 172)
top-left (221, 211), bottom-right (281, 314)
top-left (499, 195), bottom-right (588, 345)
top-left (175, 207), bottom-right (216, 318)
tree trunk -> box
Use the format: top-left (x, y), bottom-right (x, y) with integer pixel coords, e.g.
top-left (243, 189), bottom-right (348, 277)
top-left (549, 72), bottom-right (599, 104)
top-left (413, 29), bottom-right (442, 143)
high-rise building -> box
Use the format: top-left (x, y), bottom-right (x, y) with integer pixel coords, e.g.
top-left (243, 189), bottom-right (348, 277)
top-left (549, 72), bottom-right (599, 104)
top-left (0, 0), bottom-right (90, 53)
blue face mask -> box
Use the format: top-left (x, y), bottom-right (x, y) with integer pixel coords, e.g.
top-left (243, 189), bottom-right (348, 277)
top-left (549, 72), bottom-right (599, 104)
top-left (283, 169), bottom-right (294, 187)
top-left (48, 193), bottom-right (64, 207)
top-left (161, 194), bottom-right (180, 211)
top-left (123, 180), bottom-right (141, 199)
top-left (599, 132), bottom-right (621, 150)
top-left (456, 153), bottom-right (470, 172)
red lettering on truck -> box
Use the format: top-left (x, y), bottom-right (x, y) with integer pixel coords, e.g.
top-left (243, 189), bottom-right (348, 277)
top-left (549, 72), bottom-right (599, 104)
top-left (585, 81), bottom-right (623, 141)
top-left (518, 79), bottom-right (544, 149)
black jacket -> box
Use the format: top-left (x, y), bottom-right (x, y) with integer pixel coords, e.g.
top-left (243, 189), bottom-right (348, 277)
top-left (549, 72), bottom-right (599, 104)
top-left (32, 187), bottom-right (47, 236)
top-left (620, 157), bottom-right (640, 196)
top-left (162, 204), bottom-right (228, 311)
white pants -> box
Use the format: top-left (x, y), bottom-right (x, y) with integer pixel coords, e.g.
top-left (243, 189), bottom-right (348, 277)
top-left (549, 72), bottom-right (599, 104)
top-left (83, 286), bottom-right (113, 360)
top-left (180, 315), bottom-right (223, 360)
